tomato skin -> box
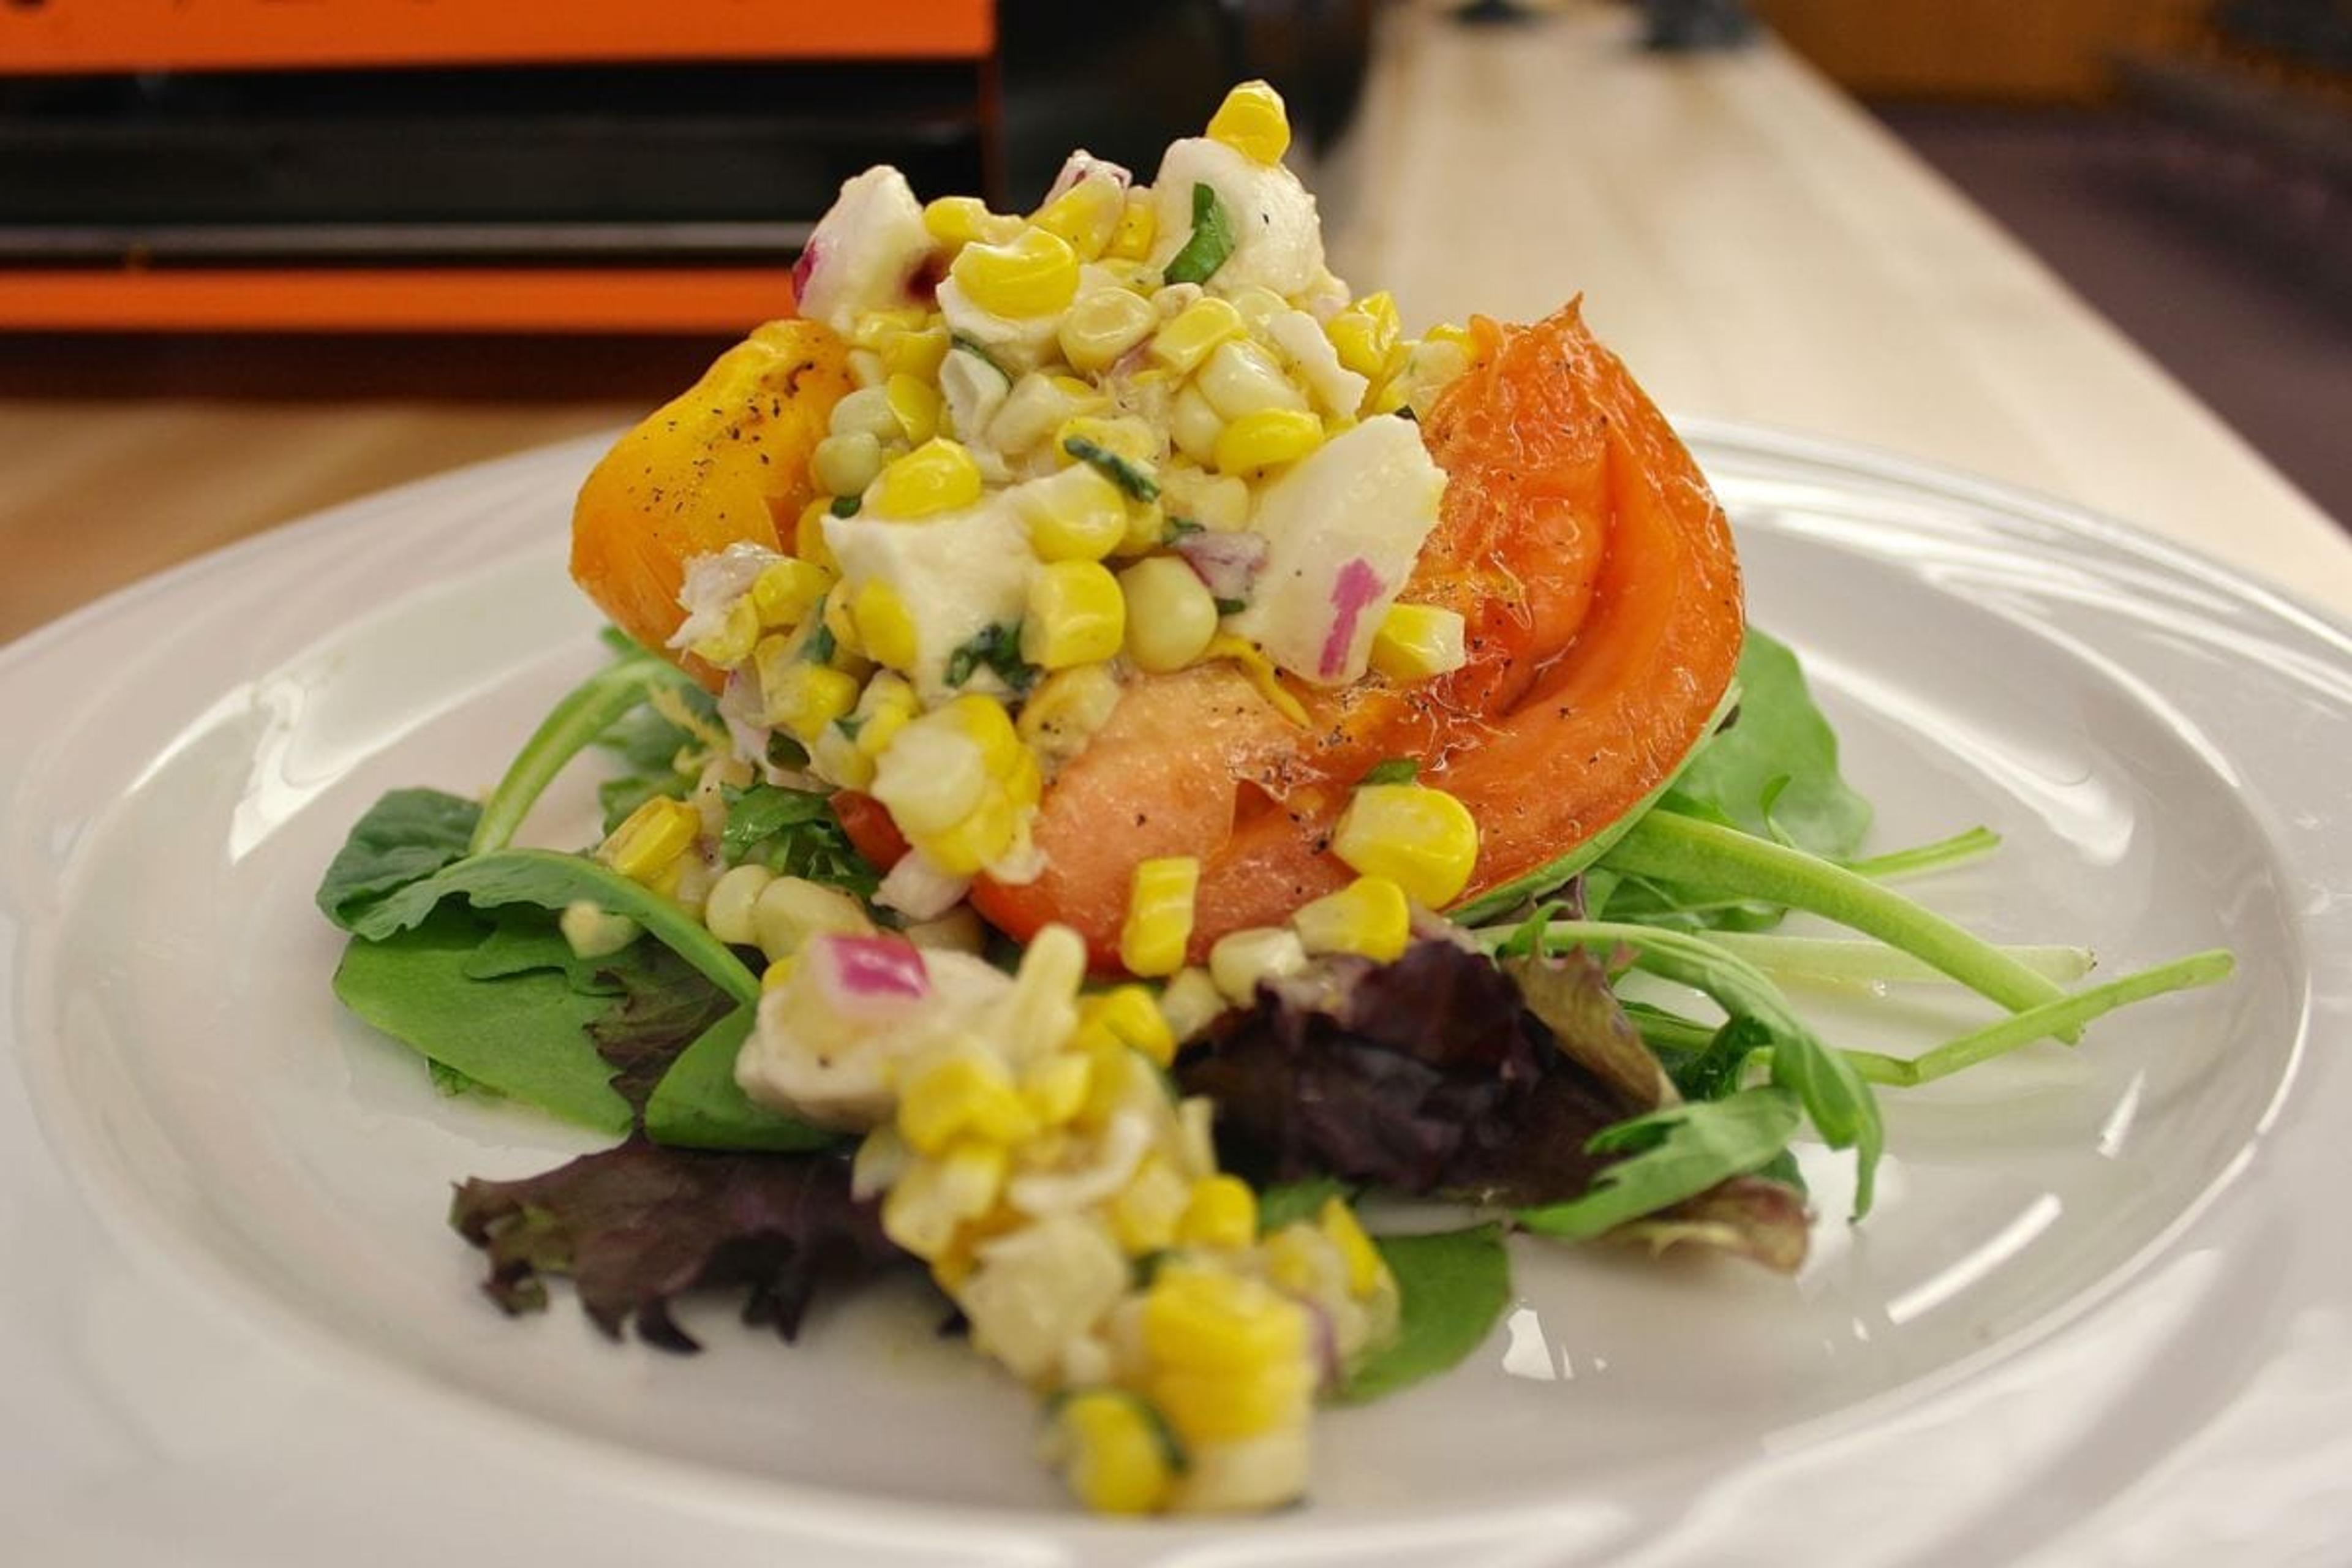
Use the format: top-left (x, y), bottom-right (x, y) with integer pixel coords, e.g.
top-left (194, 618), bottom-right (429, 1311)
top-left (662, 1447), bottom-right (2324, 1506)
top-left (976, 302), bottom-right (1744, 970)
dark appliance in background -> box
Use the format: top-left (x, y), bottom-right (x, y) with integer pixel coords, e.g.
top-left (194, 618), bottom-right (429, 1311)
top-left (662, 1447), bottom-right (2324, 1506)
top-left (0, 0), bottom-right (1373, 333)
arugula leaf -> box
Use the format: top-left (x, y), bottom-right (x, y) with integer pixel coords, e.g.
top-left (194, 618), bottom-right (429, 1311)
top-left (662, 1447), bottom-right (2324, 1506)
top-left (1063, 435), bottom-right (1160, 502)
top-left (345, 846), bottom-right (760, 1005)
top-left (722, 783), bottom-right (881, 896)
top-left (1517, 1088), bottom-right (1802, 1240)
top-left (1162, 182), bottom-right (1236, 286)
top-left (1340, 1224), bottom-right (1512, 1404)
top-left (1255, 1177), bottom-right (1351, 1232)
top-left (315, 788), bottom-right (481, 930)
top-left (644, 1008), bottom-right (842, 1153)
top-left (333, 908), bottom-right (631, 1133)
top-left (944, 622), bottom-right (1039, 694)
top-left (473, 649), bottom-right (701, 854)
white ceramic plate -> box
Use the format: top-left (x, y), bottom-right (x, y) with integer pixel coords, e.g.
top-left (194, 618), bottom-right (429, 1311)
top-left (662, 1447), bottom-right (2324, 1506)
top-left (6, 426), bottom-right (2349, 1567)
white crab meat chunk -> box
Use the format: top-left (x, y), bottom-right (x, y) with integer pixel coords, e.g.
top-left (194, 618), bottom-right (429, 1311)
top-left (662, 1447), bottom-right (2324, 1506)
top-left (1227, 415), bottom-right (1445, 685)
top-left (1145, 137), bottom-right (1327, 302)
top-left (796, 167), bottom-right (938, 336)
top-left (823, 494), bottom-right (1035, 705)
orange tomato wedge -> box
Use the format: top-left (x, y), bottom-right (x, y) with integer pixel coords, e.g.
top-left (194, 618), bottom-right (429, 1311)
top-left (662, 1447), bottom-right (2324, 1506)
top-left (966, 302), bottom-right (1743, 967)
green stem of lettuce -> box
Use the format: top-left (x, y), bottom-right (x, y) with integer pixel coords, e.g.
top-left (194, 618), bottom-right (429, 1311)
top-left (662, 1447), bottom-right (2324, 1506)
top-left (1839, 950), bottom-right (2234, 1087)
top-left (1843, 824), bottom-right (2001, 881)
top-left (1605, 810), bottom-right (2068, 1021)
top-left (1706, 932), bottom-right (2094, 986)
top-left (471, 653), bottom-right (700, 854)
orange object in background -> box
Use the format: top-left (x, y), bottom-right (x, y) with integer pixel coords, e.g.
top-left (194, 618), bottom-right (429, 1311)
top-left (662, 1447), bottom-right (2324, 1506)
top-left (0, 1), bottom-right (993, 72)
top-left (0, 1), bottom-right (995, 332)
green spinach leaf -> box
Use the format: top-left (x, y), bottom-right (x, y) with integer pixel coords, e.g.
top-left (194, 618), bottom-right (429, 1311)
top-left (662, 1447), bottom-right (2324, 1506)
top-left (315, 787), bottom-right (481, 930)
top-left (1340, 1224), bottom-right (1512, 1404)
top-left (644, 1008), bottom-right (841, 1153)
top-left (333, 908), bottom-right (631, 1133)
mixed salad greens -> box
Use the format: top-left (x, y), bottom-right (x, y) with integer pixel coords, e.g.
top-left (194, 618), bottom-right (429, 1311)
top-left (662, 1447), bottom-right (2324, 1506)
top-left (314, 83), bottom-right (2233, 1515)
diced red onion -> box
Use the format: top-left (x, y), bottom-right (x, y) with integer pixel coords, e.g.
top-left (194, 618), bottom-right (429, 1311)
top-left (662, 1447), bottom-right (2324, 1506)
top-left (791, 238), bottom-right (823, 303)
top-left (1319, 557), bottom-right (1384, 679)
top-left (810, 933), bottom-right (932, 1019)
top-left (1044, 152), bottom-right (1133, 203)
top-left (1174, 529), bottom-right (1268, 604)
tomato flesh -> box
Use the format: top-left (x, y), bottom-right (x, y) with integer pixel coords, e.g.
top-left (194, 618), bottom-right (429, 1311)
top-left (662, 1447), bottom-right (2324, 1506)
top-left (971, 303), bottom-right (1745, 969)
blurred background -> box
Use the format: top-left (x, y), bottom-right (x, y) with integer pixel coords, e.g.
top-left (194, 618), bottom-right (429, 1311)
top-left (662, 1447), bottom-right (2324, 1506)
top-left (1, 0), bottom-right (2345, 638)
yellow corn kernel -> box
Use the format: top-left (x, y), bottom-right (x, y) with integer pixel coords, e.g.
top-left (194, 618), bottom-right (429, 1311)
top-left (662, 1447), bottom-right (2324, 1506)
top-left (881, 324), bottom-right (950, 382)
top-left (1120, 857), bottom-right (1199, 978)
top-left (795, 497), bottom-right (840, 570)
top-left (760, 954), bottom-right (799, 992)
top-left (1319, 1196), bottom-right (1386, 1297)
top-left (1057, 285), bottom-right (1158, 375)
top-left (1360, 373), bottom-right (1409, 419)
top-left (1325, 292), bottom-right (1401, 380)
top-left (751, 875), bottom-right (874, 961)
top-left (822, 588), bottom-right (865, 657)
top-left (870, 437), bottom-right (983, 520)
top-left (1055, 1390), bottom-right (1176, 1515)
top-left (1022, 559), bottom-right (1127, 671)
top-left (1118, 557), bottom-right (1219, 674)
top-left (1196, 339), bottom-right (1308, 422)
top-left (1152, 1360), bottom-right (1315, 1445)
top-left (1017, 462), bottom-right (1129, 563)
top-left (1144, 1266), bottom-right (1310, 1371)
top-left (849, 306), bottom-right (927, 351)
top-left (922, 194), bottom-right (1017, 249)
top-left (1156, 965), bottom-right (1226, 1042)
top-left (701, 862), bottom-right (775, 946)
top-left (597, 797), bottom-right (702, 884)
top-left (949, 225), bottom-right (1080, 319)
top-left (1206, 79), bottom-right (1291, 165)
top-left (1167, 383), bottom-right (1224, 467)
top-left (1031, 178), bottom-right (1124, 260)
top-left (686, 595), bottom-right (760, 666)
top-left (845, 670), bottom-right (914, 749)
top-left (1207, 924), bottom-right (1308, 1005)
top-left (1213, 408), bottom-right (1324, 476)
top-left (750, 557), bottom-right (837, 630)
top-left (1423, 320), bottom-right (1474, 350)
top-left (1076, 984), bottom-right (1179, 1068)
top-left (1331, 783), bottom-right (1479, 908)
top-left (1107, 189), bottom-right (1158, 260)
top-left (1176, 1175), bottom-right (1258, 1251)
top-left (919, 789), bottom-right (1018, 877)
top-left (1020, 1053), bottom-right (1093, 1126)
top-left (1202, 633), bottom-right (1308, 726)
top-left (811, 431), bottom-right (884, 498)
top-left (1018, 662), bottom-right (1124, 768)
top-left (942, 692), bottom-right (1023, 777)
top-left (847, 579), bottom-right (919, 671)
top-left (899, 1050), bottom-right (1038, 1155)
top-left (1110, 1166), bottom-right (1191, 1256)
top-left (1369, 602), bottom-right (1468, 682)
top-left (1057, 413), bottom-right (1161, 475)
top-left (1148, 296), bottom-right (1245, 376)
top-left (761, 660), bottom-right (862, 741)
top-left (1291, 875), bottom-right (1411, 962)
top-left (884, 372), bottom-right (943, 447)
top-left (881, 1139), bottom-right (1008, 1260)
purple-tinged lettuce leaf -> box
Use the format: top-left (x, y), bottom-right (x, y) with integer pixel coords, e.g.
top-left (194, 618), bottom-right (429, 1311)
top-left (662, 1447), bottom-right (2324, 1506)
top-left (589, 943), bottom-right (739, 1113)
top-left (1615, 1174), bottom-right (1810, 1273)
top-left (449, 1140), bottom-right (907, 1351)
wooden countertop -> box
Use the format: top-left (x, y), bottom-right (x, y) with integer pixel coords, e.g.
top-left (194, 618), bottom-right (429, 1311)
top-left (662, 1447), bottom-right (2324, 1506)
top-left (2, 2), bottom-right (2346, 650)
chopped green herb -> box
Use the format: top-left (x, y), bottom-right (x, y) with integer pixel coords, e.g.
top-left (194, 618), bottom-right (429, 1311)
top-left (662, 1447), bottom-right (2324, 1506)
top-left (832, 713), bottom-right (867, 741)
top-left (1213, 597), bottom-right (1248, 617)
top-left (804, 621), bottom-right (838, 666)
top-left (949, 332), bottom-right (1011, 381)
top-left (1163, 182), bottom-right (1236, 286)
top-left (828, 494), bottom-right (862, 518)
top-left (1064, 435), bottom-right (1159, 502)
top-left (1164, 515), bottom-right (1205, 538)
top-left (944, 622), bottom-right (1040, 693)
top-left (1361, 758), bottom-right (1420, 787)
